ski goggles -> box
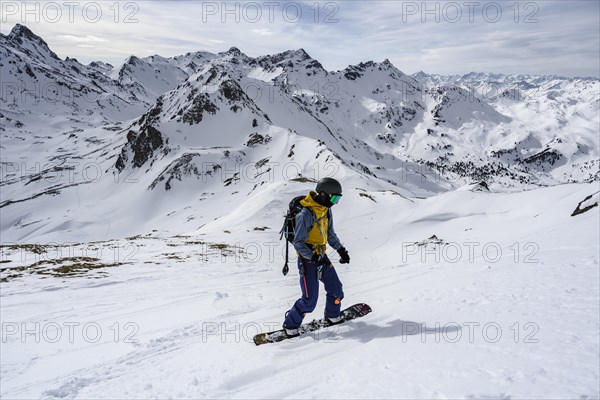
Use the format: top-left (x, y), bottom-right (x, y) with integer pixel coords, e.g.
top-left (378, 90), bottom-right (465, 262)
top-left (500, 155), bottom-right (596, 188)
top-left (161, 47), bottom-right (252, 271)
top-left (329, 194), bottom-right (342, 205)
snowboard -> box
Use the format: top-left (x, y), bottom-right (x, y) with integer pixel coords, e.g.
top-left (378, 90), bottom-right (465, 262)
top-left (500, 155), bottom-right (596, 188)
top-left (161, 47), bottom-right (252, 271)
top-left (253, 303), bottom-right (372, 346)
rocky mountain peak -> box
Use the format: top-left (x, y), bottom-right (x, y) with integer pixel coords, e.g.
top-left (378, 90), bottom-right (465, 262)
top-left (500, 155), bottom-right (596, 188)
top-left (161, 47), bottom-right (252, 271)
top-left (125, 55), bottom-right (144, 66)
top-left (6, 23), bottom-right (59, 60)
top-left (291, 48), bottom-right (311, 61)
top-left (226, 46), bottom-right (242, 55)
top-left (8, 23), bottom-right (37, 40)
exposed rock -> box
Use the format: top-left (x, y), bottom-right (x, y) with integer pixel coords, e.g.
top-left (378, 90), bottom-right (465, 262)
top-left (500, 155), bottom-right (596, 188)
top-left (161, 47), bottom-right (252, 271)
top-left (246, 133), bottom-right (272, 147)
top-left (571, 192), bottom-right (599, 216)
top-left (181, 94), bottom-right (218, 125)
top-left (115, 126), bottom-right (164, 171)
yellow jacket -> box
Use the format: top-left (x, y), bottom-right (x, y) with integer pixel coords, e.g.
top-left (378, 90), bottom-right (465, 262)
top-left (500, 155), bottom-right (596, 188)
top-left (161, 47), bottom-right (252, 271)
top-left (293, 192), bottom-right (343, 258)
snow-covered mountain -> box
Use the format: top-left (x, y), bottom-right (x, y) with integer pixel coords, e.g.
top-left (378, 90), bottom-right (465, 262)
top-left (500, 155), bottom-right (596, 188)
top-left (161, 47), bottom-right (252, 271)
top-left (412, 71), bottom-right (600, 183)
top-left (1, 23), bottom-right (598, 243)
top-left (0, 25), bottom-right (146, 123)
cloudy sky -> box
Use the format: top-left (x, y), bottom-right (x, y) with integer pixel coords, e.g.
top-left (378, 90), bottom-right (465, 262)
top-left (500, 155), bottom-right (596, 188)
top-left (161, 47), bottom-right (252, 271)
top-left (1, 0), bottom-right (599, 77)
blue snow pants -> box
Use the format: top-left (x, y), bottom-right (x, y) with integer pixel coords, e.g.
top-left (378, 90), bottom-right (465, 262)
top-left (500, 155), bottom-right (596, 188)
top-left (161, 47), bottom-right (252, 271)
top-left (283, 255), bottom-right (344, 329)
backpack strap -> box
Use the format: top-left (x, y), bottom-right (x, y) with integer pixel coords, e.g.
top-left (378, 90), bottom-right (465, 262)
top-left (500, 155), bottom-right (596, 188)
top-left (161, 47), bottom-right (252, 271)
top-left (313, 212), bottom-right (328, 256)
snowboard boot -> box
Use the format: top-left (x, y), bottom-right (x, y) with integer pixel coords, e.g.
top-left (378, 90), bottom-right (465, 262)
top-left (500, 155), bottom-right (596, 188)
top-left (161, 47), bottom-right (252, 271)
top-left (283, 311), bottom-right (300, 337)
top-left (283, 326), bottom-right (300, 337)
top-left (325, 314), bottom-right (343, 325)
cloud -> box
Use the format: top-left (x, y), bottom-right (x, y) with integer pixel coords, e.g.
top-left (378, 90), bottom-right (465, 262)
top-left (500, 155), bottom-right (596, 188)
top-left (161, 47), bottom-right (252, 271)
top-left (0, 0), bottom-right (597, 77)
top-left (252, 28), bottom-right (273, 36)
top-left (58, 35), bottom-right (107, 43)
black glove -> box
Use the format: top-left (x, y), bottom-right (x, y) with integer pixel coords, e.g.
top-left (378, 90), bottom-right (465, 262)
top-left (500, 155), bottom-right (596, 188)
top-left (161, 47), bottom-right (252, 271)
top-left (337, 247), bottom-right (350, 264)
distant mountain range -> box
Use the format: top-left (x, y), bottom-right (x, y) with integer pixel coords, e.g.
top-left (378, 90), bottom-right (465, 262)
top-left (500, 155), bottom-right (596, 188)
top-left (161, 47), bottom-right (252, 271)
top-left (1, 23), bottom-right (598, 241)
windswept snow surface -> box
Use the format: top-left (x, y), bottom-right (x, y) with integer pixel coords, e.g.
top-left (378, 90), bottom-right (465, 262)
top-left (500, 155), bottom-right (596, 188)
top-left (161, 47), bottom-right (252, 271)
top-left (1, 24), bottom-right (599, 399)
top-left (1, 182), bottom-right (598, 399)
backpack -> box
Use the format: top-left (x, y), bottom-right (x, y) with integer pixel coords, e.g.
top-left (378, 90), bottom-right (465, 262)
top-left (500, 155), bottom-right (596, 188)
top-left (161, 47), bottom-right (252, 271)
top-left (279, 195), bottom-right (311, 275)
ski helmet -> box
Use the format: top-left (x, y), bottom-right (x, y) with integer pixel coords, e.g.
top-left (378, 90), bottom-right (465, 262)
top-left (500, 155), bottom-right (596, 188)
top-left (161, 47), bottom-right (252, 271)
top-left (315, 177), bottom-right (342, 196)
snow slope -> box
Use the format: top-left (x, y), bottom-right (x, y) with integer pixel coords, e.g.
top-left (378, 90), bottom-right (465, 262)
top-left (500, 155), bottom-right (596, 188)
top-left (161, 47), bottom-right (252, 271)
top-left (1, 182), bottom-right (598, 399)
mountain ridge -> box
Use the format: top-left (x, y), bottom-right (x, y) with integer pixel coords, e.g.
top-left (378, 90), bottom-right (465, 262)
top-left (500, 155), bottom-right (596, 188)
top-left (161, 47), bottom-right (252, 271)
top-left (1, 23), bottom-right (598, 242)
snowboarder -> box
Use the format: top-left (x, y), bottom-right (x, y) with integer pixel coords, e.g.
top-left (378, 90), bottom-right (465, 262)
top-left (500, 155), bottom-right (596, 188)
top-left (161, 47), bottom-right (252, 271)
top-left (282, 177), bottom-right (351, 336)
